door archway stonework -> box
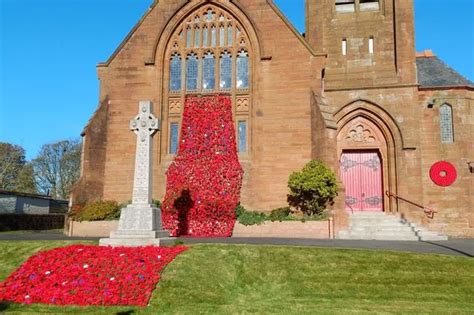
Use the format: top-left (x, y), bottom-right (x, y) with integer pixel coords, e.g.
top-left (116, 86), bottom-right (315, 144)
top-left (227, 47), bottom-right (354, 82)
top-left (337, 113), bottom-right (398, 214)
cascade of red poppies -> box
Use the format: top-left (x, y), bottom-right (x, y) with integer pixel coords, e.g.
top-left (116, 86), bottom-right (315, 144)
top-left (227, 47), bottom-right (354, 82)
top-left (162, 95), bottom-right (243, 237)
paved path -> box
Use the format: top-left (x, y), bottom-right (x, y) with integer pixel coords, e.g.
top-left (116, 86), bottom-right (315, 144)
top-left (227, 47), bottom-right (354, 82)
top-left (0, 232), bottom-right (472, 257)
top-left (181, 238), bottom-right (474, 257)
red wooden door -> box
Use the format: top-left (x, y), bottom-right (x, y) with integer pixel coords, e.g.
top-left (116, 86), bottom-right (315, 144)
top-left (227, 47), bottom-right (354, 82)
top-left (340, 151), bottom-right (383, 212)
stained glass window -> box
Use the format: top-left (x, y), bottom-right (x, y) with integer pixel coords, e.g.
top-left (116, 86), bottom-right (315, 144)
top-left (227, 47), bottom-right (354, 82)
top-left (211, 26), bottom-right (217, 47)
top-left (205, 9), bottom-right (214, 22)
top-left (227, 26), bottom-right (233, 46)
top-left (202, 52), bottom-right (215, 90)
top-left (167, 5), bottom-right (252, 152)
top-left (220, 52), bottom-right (232, 89)
top-left (238, 121), bottom-right (247, 153)
top-left (203, 26), bottom-right (208, 47)
top-left (169, 53), bottom-right (182, 92)
top-left (236, 51), bottom-right (249, 89)
top-left (168, 5), bottom-right (251, 92)
top-left (186, 54), bottom-right (199, 91)
top-left (194, 27), bottom-right (201, 47)
top-left (186, 27), bottom-right (192, 48)
top-left (440, 104), bottom-right (454, 143)
top-left (219, 25), bottom-right (225, 46)
top-left (169, 123), bottom-right (179, 154)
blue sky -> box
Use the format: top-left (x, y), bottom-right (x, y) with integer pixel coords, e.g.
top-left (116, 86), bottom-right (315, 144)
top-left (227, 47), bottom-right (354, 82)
top-left (1, 0), bottom-right (473, 160)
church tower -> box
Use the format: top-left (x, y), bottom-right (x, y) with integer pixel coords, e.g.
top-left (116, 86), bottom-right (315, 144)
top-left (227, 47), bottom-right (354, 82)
top-left (306, 0), bottom-right (417, 89)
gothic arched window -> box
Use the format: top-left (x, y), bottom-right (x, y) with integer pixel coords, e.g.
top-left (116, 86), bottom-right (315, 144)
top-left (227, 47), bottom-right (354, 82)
top-left (220, 51), bottom-right (232, 90)
top-left (236, 50), bottom-right (249, 89)
top-left (165, 5), bottom-right (252, 155)
top-left (186, 53), bottom-right (199, 91)
top-left (169, 53), bottom-right (182, 92)
top-left (166, 6), bottom-right (250, 93)
top-left (202, 52), bottom-right (215, 90)
top-left (194, 27), bottom-right (201, 47)
top-left (439, 104), bottom-right (454, 143)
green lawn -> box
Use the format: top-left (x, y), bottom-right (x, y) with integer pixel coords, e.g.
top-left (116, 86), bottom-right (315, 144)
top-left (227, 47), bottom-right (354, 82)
top-left (1, 241), bottom-right (473, 314)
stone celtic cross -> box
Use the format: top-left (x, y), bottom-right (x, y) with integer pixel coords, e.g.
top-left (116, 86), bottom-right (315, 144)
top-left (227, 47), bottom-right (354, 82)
top-left (129, 101), bottom-right (160, 206)
top-left (99, 101), bottom-right (172, 246)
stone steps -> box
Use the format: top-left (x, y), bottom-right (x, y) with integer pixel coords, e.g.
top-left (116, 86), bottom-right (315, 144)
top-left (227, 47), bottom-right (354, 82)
top-left (337, 212), bottom-right (448, 241)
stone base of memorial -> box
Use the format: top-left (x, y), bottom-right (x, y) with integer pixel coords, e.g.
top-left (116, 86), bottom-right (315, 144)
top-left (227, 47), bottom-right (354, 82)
top-left (100, 205), bottom-right (174, 247)
top-left (100, 101), bottom-right (174, 247)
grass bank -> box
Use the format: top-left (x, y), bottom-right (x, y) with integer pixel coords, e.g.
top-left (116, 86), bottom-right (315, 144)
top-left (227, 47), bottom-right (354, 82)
top-left (0, 241), bottom-right (473, 314)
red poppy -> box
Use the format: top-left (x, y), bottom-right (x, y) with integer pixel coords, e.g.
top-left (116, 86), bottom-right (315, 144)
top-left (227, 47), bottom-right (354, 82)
top-left (0, 245), bottom-right (187, 307)
top-left (162, 95), bottom-right (243, 237)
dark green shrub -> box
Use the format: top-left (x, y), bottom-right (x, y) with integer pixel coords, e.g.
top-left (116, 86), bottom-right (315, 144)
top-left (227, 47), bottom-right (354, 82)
top-left (287, 160), bottom-right (338, 216)
top-left (152, 199), bottom-right (162, 209)
top-left (235, 204), bottom-right (267, 226)
top-left (268, 207), bottom-right (292, 222)
top-left (235, 203), bottom-right (246, 217)
top-left (74, 200), bottom-right (121, 222)
top-left (237, 211), bottom-right (267, 226)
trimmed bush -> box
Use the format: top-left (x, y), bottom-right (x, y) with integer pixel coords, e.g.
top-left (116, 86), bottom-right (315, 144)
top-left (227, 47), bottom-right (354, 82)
top-left (74, 201), bottom-right (121, 222)
top-left (268, 207), bottom-right (292, 222)
top-left (237, 211), bottom-right (267, 226)
top-left (235, 204), bottom-right (267, 226)
top-left (288, 160), bottom-right (338, 216)
top-left (0, 214), bottom-right (65, 231)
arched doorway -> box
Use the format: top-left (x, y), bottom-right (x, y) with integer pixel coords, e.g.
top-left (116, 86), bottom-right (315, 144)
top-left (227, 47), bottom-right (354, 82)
top-left (337, 117), bottom-right (389, 213)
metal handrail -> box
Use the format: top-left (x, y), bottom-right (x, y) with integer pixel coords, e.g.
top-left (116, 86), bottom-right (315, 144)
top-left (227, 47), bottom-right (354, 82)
top-left (386, 191), bottom-right (437, 219)
top-left (344, 200), bottom-right (355, 214)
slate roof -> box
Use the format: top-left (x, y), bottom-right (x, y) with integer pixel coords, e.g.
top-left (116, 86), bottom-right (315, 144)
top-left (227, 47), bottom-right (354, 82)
top-left (416, 56), bottom-right (473, 88)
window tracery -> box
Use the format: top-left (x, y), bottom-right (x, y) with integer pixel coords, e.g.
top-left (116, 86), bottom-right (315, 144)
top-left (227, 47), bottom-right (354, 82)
top-left (166, 5), bottom-right (251, 155)
top-left (167, 5), bottom-right (250, 94)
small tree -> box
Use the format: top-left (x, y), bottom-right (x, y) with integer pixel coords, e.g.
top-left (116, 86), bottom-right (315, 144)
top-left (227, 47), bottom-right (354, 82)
top-left (287, 160), bottom-right (338, 216)
top-left (0, 142), bottom-right (37, 193)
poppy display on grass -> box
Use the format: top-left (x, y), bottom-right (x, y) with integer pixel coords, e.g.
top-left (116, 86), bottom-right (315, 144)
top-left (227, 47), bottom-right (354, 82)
top-left (0, 245), bottom-right (187, 307)
top-left (162, 95), bottom-right (243, 237)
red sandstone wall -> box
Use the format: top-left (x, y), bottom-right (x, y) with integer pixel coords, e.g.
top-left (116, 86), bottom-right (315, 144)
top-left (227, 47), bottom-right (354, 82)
top-left (75, 0), bottom-right (323, 212)
top-left (418, 89), bottom-right (474, 237)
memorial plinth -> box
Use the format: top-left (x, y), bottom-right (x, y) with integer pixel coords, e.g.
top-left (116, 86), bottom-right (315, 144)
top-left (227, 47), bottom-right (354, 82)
top-left (100, 101), bottom-right (174, 247)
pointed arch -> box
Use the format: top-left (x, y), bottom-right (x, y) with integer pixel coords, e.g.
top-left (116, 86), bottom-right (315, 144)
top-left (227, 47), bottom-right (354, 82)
top-left (335, 99), bottom-right (404, 214)
top-left (151, 0), bottom-right (262, 66)
top-left (334, 98), bottom-right (406, 149)
top-left (159, 1), bottom-right (255, 158)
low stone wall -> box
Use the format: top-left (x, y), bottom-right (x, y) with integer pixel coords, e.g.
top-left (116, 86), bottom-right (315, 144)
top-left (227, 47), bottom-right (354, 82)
top-left (67, 220), bottom-right (118, 238)
top-left (232, 220), bottom-right (332, 239)
top-left (67, 219), bottom-right (333, 239)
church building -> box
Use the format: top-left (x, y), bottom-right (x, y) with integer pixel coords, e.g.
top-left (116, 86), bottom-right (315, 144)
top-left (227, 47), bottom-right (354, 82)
top-left (72, 0), bottom-right (474, 238)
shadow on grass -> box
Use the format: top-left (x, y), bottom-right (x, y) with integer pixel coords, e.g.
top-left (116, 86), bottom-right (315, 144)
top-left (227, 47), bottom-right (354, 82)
top-left (422, 241), bottom-right (473, 258)
top-left (0, 302), bottom-right (10, 312)
top-left (116, 311), bottom-right (135, 315)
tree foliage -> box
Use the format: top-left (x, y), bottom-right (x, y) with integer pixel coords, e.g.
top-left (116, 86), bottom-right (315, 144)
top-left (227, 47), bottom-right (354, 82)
top-left (287, 160), bottom-right (338, 216)
top-left (0, 142), bottom-right (37, 193)
top-left (32, 139), bottom-right (82, 199)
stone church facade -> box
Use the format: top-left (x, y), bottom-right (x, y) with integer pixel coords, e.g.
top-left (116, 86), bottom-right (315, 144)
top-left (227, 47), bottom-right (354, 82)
top-left (72, 0), bottom-right (474, 238)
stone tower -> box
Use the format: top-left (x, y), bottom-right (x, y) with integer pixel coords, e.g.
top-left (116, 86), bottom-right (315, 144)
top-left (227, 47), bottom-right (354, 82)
top-left (306, 0), bottom-right (417, 89)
